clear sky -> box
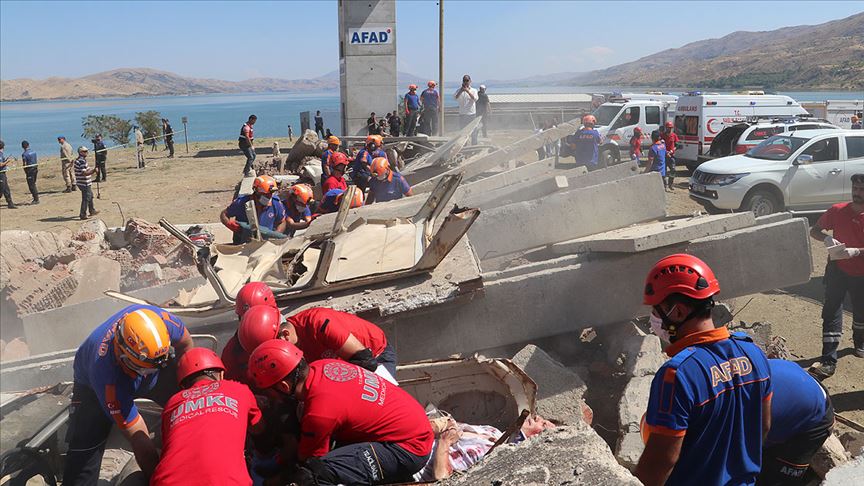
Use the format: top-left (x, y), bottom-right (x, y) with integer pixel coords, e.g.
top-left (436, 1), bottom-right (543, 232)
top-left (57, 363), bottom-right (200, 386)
top-left (1, 1), bottom-right (861, 82)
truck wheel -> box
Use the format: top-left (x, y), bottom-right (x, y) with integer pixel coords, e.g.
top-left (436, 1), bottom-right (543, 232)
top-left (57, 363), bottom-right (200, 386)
top-left (742, 190), bottom-right (780, 217)
top-left (599, 150), bottom-right (614, 169)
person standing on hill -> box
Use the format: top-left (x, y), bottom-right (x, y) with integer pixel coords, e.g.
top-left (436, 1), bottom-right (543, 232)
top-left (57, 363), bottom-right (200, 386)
top-left (239, 114), bottom-right (257, 177)
top-left (134, 127), bottom-right (145, 169)
top-left (93, 134), bottom-right (107, 182)
top-left (59, 135), bottom-right (77, 191)
top-left (0, 140), bottom-right (17, 209)
top-left (163, 119), bottom-right (175, 158)
top-left (315, 110), bottom-right (326, 139)
top-left (22, 141), bottom-right (39, 204)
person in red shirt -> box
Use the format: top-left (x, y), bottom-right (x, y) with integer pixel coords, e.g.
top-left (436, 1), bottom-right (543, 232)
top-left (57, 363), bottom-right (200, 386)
top-left (808, 173), bottom-right (864, 379)
top-left (152, 347), bottom-right (264, 486)
top-left (248, 340), bottom-right (433, 485)
top-left (629, 126), bottom-right (643, 164)
top-left (321, 152), bottom-right (349, 193)
top-left (221, 282), bottom-right (279, 383)
top-left (660, 121), bottom-right (679, 190)
top-left (238, 305), bottom-right (397, 381)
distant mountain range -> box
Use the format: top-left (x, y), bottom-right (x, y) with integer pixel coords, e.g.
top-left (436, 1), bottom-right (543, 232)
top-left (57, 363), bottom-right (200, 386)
top-left (564, 11), bottom-right (864, 90)
top-left (2, 12), bottom-right (861, 101)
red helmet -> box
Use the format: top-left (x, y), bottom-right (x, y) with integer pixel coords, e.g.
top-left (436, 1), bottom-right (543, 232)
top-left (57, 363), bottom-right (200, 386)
top-left (582, 114), bottom-right (597, 126)
top-left (427, 80), bottom-right (437, 88)
top-left (408, 84), bottom-right (418, 90)
top-left (665, 121), bottom-right (674, 128)
top-left (239, 304), bottom-right (282, 353)
top-left (643, 254), bottom-right (720, 306)
top-left (176, 347), bottom-right (226, 385)
top-left (248, 339), bottom-right (304, 389)
top-left (329, 151), bottom-right (348, 168)
top-left (634, 127), bottom-right (643, 134)
top-left (235, 282), bottom-right (277, 318)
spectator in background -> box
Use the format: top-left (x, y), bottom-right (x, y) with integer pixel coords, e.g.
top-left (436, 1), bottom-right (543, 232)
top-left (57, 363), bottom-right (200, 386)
top-left (454, 74), bottom-right (479, 144)
top-left (93, 134), bottom-right (107, 182)
top-left (238, 115), bottom-right (256, 177)
top-left (476, 84), bottom-right (491, 139)
top-left (22, 141), bottom-right (39, 204)
top-left (288, 124), bottom-right (294, 141)
top-left (389, 111), bottom-right (402, 137)
top-left (404, 84), bottom-right (421, 137)
top-left (367, 112), bottom-right (379, 135)
top-left (314, 110), bottom-right (325, 139)
top-left (420, 80), bottom-right (441, 136)
top-left (134, 127), bottom-right (145, 169)
top-left (852, 115), bottom-right (862, 130)
top-left (59, 135), bottom-right (76, 191)
top-left (0, 140), bottom-right (16, 209)
top-left (163, 119), bottom-right (175, 158)
top-left (74, 146), bottom-right (99, 220)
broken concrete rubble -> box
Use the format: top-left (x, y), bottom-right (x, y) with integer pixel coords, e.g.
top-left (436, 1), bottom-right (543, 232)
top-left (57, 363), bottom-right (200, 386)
top-left (823, 454), bottom-right (864, 485)
top-left (65, 256), bottom-right (121, 306)
top-left (812, 433), bottom-right (850, 478)
top-left (616, 375), bottom-right (652, 470)
top-left (511, 345), bottom-right (589, 426)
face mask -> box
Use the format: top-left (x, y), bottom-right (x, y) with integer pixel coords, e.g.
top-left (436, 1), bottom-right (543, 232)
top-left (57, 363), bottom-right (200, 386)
top-left (375, 173), bottom-right (387, 181)
top-left (258, 195), bottom-right (272, 206)
top-left (649, 313), bottom-right (671, 344)
top-left (295, 203), bottom-right (306, 213)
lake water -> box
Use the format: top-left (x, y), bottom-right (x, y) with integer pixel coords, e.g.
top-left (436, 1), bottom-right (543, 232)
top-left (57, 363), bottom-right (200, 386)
top-left (1, 88), bottom-right (861, 157)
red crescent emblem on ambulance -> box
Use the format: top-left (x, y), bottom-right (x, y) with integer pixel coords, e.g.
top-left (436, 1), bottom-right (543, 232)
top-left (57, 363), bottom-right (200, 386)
top-left (706, 118), bottom-right (720, 135)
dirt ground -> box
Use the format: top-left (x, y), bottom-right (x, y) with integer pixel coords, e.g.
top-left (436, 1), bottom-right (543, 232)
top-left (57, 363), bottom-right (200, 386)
top-left (1, 133), bottom-right (861, 430)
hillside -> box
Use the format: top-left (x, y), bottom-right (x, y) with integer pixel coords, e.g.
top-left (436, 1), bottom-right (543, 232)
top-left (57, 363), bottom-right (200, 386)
top-left (569, 12), bottom-right (864, 90)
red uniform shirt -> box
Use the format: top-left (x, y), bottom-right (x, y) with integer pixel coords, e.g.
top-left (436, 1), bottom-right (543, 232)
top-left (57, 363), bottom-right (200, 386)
top-left (299, 360), bottom-right (433, 458)
top-left (152, 379), bottom-right (262, 486)
top-left (288, 308), bottom-right (388, 362)
top-left (221, 334), bottom-right (251, 384)
top-left (322, 175), bottom-right (348, 193)
top-left (662, 131), bottom-right (679, 155)
top-left (629, 134), bottom-right (642, 158)
top-left (817, 202), bottom-right (864, 276)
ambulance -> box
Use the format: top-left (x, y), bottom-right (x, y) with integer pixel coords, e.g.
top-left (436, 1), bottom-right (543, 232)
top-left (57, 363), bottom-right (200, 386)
top-left (801, 100), bottom-right (863, 129)
top-left (673, 92), bottom-right (808, 171)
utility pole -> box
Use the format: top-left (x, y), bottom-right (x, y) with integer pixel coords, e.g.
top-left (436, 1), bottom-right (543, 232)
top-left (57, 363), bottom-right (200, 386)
top-left (438, 0), bottom-right (444, 136)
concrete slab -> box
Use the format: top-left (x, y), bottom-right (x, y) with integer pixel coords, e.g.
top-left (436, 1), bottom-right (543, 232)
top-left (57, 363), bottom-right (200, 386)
top-left (469, 173), bottom-right (667, 259)
top-left (238, 175), bottom-right (255, 196)
top-left (388, 217), bottom-right (812, 362)
top-left (512, 345), bottom-right (588, 426)
top-left (553, 212), bottom-right (756, 254)
top-left (66, 255), bottom-right (121, 306)
top-left (401, 117), bottom-right (482, 175)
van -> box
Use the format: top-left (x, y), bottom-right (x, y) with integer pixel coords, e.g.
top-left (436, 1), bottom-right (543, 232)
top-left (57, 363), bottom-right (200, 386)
top-left (590, 93), bottom-right (678, 166)
top-left (801, 100), bottom-right (864, 129)
top-left (673, 93), bottom-right (808, 171)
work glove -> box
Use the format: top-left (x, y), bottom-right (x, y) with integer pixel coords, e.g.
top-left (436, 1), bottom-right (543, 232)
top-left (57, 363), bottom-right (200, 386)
top-left (225, 218), bottom-right (241, 233)
top-left (829, 247), bottom-right (861, 261)
top-left (824, 236), bottom-right (840, 248)
top-left (348, 348), bottom-right (378, 372)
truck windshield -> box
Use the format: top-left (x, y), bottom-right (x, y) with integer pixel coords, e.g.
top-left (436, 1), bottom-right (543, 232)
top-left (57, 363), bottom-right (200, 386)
top-left (593, 105), bottom-right (622, 127)
top-left (745, 135), bottom-right (808, 161)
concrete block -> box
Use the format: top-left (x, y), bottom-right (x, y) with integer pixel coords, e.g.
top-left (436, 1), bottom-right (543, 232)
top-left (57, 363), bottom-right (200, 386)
top-left (615, 375), bottom-right (652, 470)
top-left (469, 173), bottom-right (667, 259)
top-left (554, 212), bottom-right (756, 254)
top-left (0, 228), bottom-right (73, 285)
top-left (439, 420), bottom-right (641, 486)
top-left (238, 175), bottom-right (255, 196)
top-left (824, 454), bottom-right (864, 486)
top-left (0, 337), bottom-right (30, 362)
top-left (755, 212), bottom-right (793, 225)
top-left (511, 345), bottom-right (587, 425)
top-left (812, 434), bottom-right (849, 478)
top-left (66, 256), bottom-right (121, 306)
top-left (0, 351), bottom-right (75, 392)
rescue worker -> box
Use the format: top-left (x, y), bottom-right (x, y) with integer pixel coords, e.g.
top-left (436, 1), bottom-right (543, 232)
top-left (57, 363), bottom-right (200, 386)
top-left (420, 80), bottom-right (441, 136)
top-left (220, 175), bottom-right (288, 244)
top-left (643, 130), bottom-right (668, 190)
top-left (238, 305), bottom-right (397, 379)
top-left (808, 173), bottom-right (864, 379)
top-left (321, 152), bottom-right (349, 193)
top-left (151, 348), bottom-right (265, 485)
top-left (221, 282), bottom-right (279, 383)
top-left (247, 340), bottom-right (433, 485)
top-left (851, 115), bottom-right (862, 130)
top-left (629, 126), bottom-right (643, 163)
top-left (367, 157), bottom-right (412, 204)
top-left (321, 135), bottom-right (342, 186)
top-left (239, 114), bottom-right (257, 177)
top-left (63, 305), bottom-right (193, 484)
top-left (404, 84), bottom-right (421, 136)
top-left (661, 121), bottom-right (679, 190)
top-left (283, 183), bottom-right (314, 237)
top-left (319, 187), bottom-right (364, 214)
top-left (759, 359), bottom-right (834, 485)
top-left (567, 114), bottom-right (602, 169)
top-left (351, 135), bottom-right (385, 193)
top-left (635, 254), bottom-right (772, 486)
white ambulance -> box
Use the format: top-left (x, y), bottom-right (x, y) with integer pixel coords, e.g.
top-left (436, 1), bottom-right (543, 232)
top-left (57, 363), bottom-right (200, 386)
top-left (673, 93), bottom-right (808, 171)
top-left (801, 100), bottom-right (863, 129)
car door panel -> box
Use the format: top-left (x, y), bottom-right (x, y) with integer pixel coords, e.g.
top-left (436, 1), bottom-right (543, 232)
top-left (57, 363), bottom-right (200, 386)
top-left (786, 137), bottom-right (845, 208)
top-left (845, 136), bottom-right (864, 194)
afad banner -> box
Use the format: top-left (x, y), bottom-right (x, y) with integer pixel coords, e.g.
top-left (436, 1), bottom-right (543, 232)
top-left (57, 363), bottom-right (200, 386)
top-left (348, 27), bottom-right (394, 45)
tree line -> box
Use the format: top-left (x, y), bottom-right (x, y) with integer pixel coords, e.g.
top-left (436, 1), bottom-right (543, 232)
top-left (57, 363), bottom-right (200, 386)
top-left (81, 111), bottom-right (164, 145)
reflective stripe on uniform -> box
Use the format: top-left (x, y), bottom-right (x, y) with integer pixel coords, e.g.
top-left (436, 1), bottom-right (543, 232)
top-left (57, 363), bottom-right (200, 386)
top-left (852, 321), bottom-right (864, 330)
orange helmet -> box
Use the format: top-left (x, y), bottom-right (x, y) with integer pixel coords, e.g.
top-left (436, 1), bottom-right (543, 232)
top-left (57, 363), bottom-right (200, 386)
top-left (114, 307), bottom-right (173, 375)
top-left (235, 282), bottom-right (277, 318)
top-left (427, 80), bottom-right (437, 88)
top-left (253, 175), bottom-right (278, 195)
top-left (248, 339), bottom-right (304, 389)
top-left (365, 134), bottom-right (383, 147)
top-left (408, 84), bottom-right (418, 90)
top-left (643, 254), bottom-right (720, 306)
top-left (176, 347), bottom-right (225, 386)
top-left (327, 135), bottom-right (341, 146)
top-left (582, 114), bottom-right (597, 127)
top-left (239, 305), bottom-right (282, 353)
top-left (329, 151), bottom-right (349, 169)
top-left (370, 157), bottom-right (391, 179)
top-left (336, 189), bottom-right (364, 208)
top-left (288, 184), bottom-right (314, 206)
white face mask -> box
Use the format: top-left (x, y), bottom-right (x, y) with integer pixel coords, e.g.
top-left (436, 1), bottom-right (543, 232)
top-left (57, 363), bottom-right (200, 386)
top-left (258, 195), bottom-right (272, 206)
top-left (375, 172), bottom-right (387, 181)
top-left (649, 313), bottom-right (671, 344)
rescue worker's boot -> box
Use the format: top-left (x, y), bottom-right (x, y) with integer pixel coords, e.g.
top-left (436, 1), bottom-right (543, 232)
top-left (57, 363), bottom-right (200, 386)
top-left (808, 361), bottom-right (836, 380)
